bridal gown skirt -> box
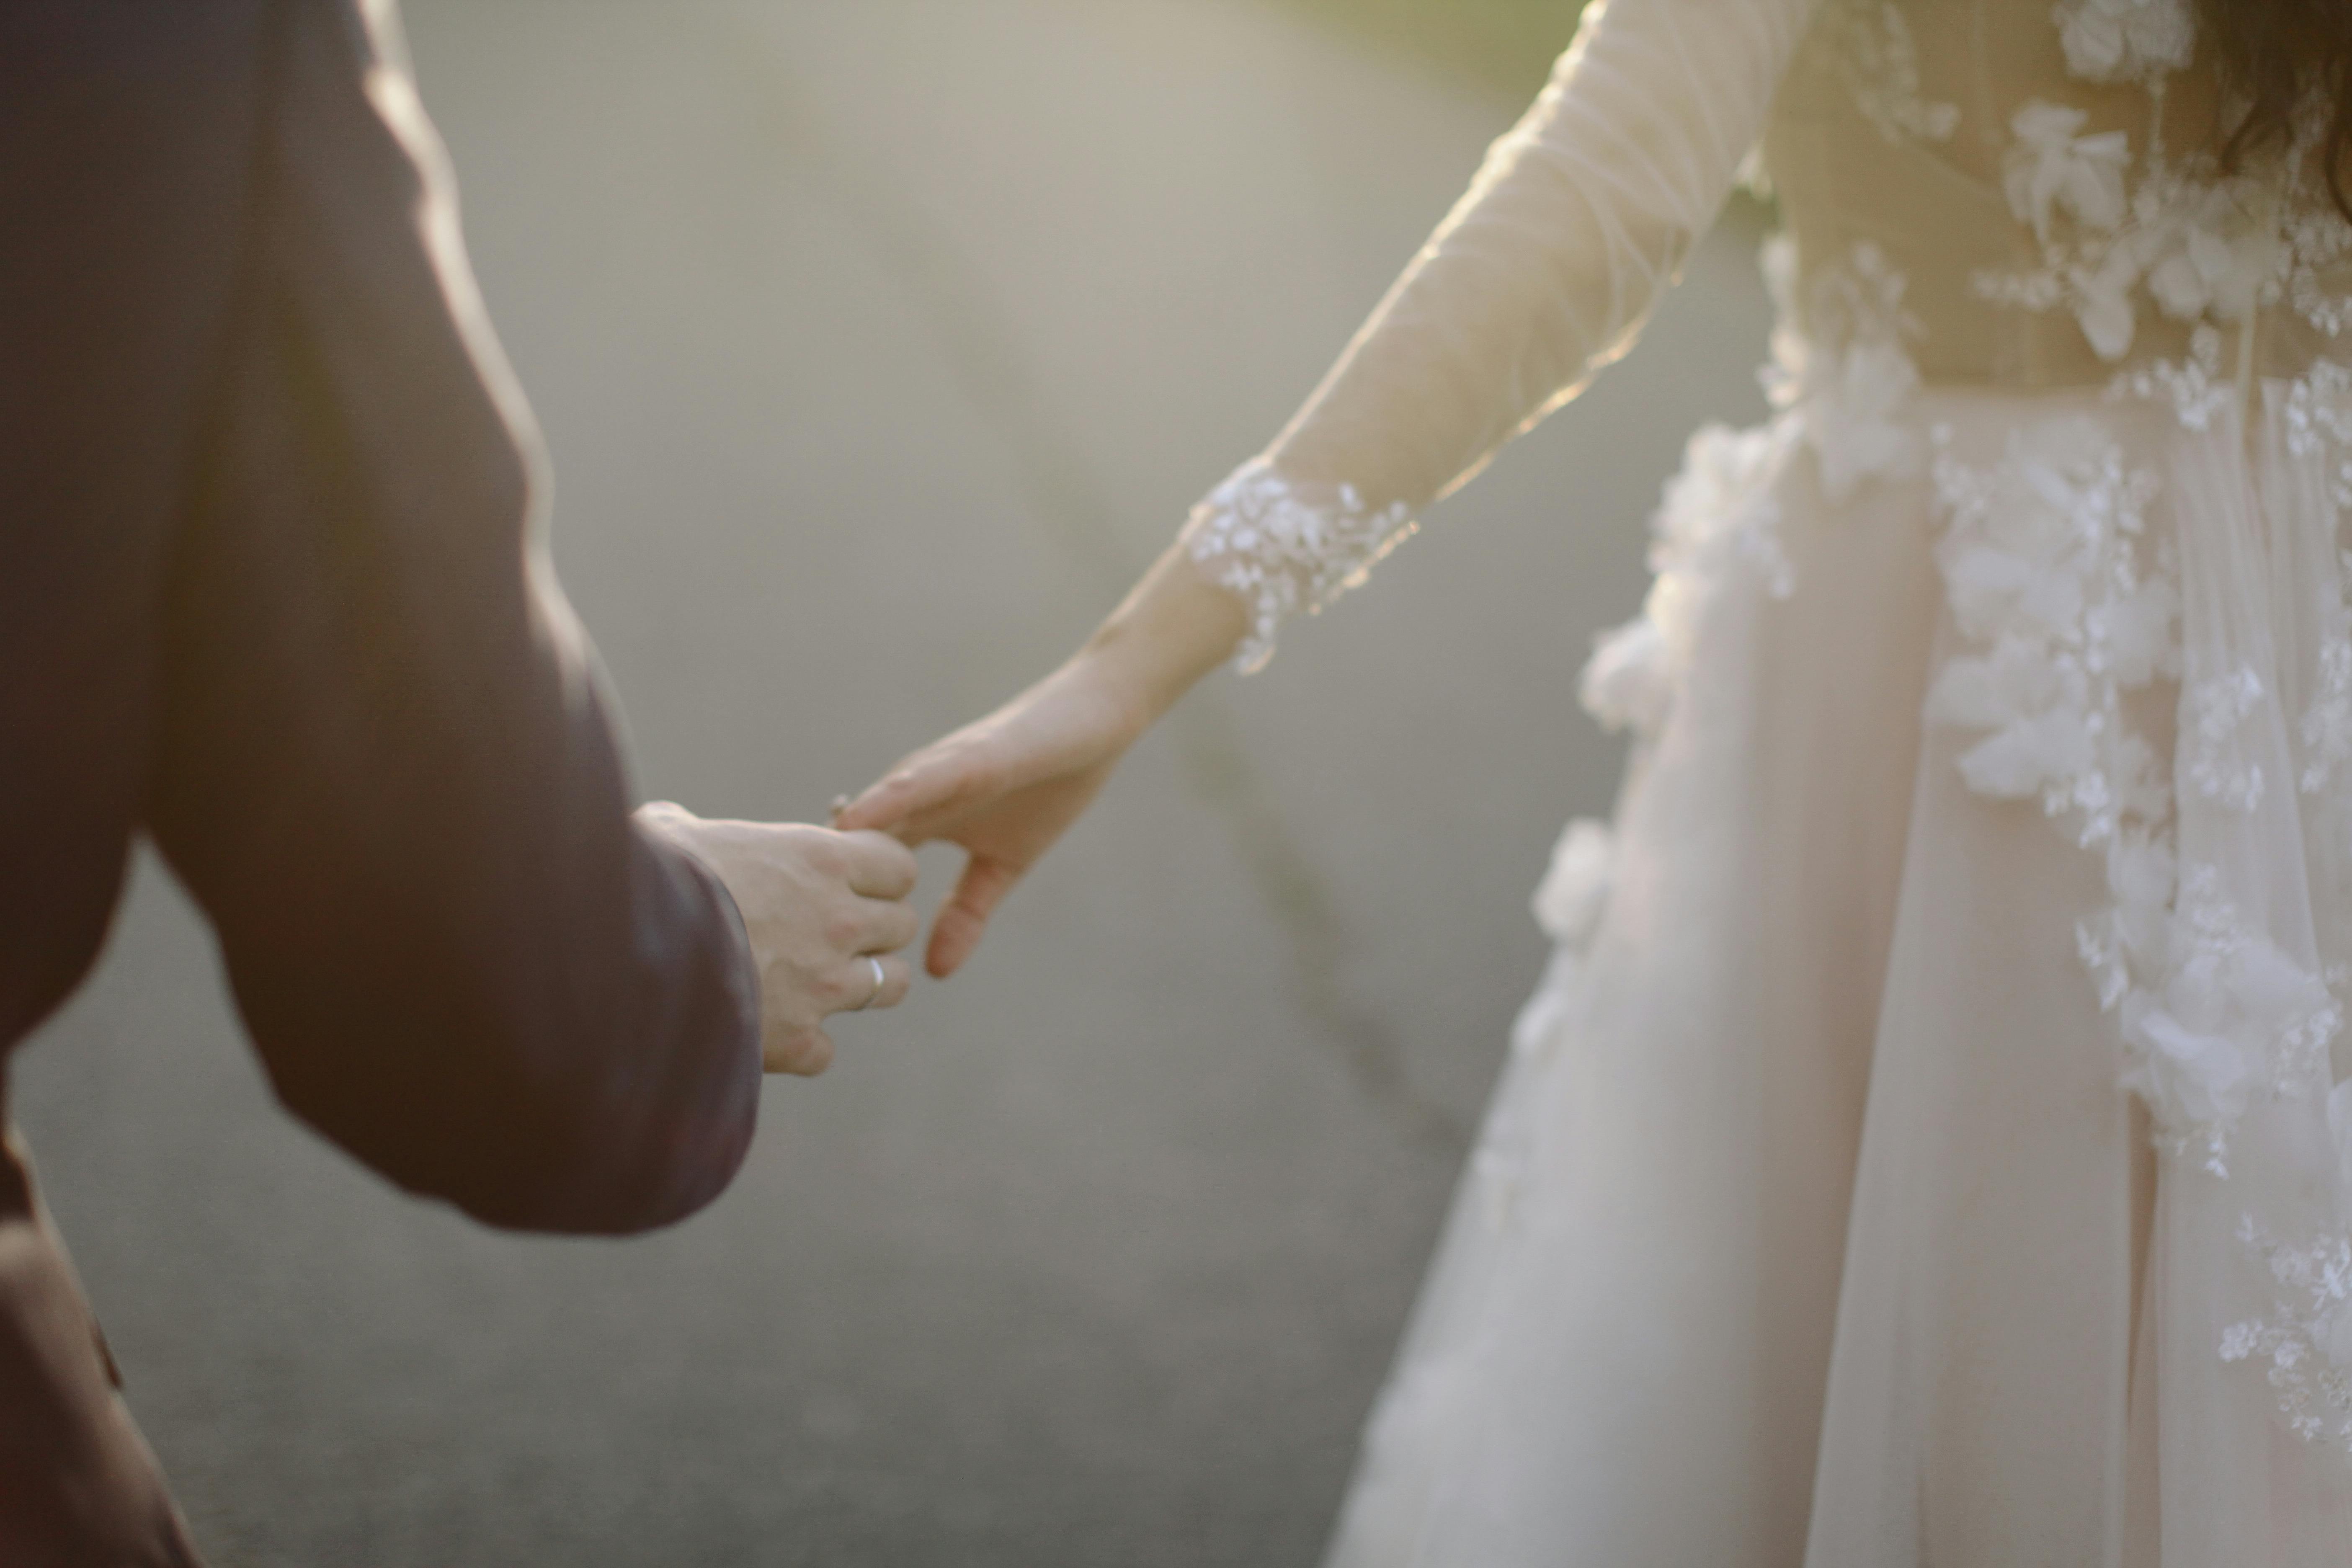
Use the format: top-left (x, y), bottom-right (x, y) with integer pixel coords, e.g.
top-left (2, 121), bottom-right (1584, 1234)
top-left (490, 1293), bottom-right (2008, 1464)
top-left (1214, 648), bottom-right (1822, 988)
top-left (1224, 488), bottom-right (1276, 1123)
top-left (1322, 381), bottom-right (2352, 1566)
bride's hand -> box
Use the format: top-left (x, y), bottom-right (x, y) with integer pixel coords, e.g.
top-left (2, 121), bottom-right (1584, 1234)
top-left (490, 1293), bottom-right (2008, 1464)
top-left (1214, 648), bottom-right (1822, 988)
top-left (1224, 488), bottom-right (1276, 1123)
top-left (835, 654), bottom-right (1148, 978)
top-left (842, 540), bottom-right (1250, 977)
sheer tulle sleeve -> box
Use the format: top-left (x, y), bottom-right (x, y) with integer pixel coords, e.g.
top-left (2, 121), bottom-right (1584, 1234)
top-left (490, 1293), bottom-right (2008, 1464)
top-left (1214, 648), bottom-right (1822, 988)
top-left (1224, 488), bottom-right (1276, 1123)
top-left (1186, 0), bottom-right (1819, 671)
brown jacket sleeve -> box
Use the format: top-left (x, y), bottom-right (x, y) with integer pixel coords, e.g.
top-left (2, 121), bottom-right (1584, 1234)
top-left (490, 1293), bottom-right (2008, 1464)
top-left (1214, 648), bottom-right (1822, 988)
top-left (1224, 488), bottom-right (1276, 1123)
top-left (142, 0), bottom-right (764, 1234)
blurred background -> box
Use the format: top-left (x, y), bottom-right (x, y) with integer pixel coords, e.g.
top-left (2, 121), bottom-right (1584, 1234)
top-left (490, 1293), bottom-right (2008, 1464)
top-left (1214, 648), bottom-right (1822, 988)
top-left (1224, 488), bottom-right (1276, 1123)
top-left (15, 3), bottom-right (1771, 1563)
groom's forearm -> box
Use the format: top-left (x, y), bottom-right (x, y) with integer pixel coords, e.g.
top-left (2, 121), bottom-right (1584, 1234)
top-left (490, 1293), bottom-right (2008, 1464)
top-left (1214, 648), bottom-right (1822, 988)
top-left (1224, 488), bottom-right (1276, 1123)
top-left (142, 0), bottom-right (765, 1238)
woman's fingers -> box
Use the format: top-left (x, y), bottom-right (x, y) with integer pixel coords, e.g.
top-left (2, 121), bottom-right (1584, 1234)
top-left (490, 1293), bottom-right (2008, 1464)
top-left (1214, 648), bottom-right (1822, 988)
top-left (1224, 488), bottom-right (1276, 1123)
top-left (927, 856), bottom-right (1022, 978)
top-left (838, 829), bottom-right (919, 899)
top-left (838, 745), bottom-right (988, 837)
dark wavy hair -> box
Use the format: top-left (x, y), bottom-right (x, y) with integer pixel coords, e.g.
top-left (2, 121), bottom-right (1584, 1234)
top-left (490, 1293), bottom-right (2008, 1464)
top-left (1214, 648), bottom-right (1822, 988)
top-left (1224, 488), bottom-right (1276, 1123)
top-left (2202, 0), bottom-right (2352, 215)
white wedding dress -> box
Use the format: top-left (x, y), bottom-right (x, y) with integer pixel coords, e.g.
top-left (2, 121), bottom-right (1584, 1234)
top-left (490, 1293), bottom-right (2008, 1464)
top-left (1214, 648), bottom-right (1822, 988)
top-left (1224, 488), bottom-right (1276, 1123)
top-left (1178, 0), bottom-right (2352, 1560)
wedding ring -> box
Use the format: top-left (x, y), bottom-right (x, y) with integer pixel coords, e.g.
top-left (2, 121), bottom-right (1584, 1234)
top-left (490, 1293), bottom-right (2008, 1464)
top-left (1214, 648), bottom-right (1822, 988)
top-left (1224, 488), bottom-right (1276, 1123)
top-left (856, 955), bottom-right (887, 1011)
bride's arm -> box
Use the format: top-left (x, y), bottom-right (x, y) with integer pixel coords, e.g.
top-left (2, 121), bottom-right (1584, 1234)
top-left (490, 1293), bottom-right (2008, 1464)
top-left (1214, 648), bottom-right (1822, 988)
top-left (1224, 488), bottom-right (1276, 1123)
top-left (1195, 0), bottom-right (1818, 672)
top-left (844, 0), bottom-right (1818, 975)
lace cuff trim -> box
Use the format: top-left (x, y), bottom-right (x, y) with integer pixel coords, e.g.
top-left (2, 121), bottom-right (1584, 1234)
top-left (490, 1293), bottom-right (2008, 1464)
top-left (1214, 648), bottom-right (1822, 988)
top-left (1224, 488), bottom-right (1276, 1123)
top-left (1184, 458), bottom-right (1417, 674)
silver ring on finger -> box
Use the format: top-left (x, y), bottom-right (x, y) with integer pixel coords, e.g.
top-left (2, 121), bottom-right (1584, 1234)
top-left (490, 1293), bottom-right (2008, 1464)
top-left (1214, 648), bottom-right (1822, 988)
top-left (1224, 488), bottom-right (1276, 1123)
top-left (855, 954), bottom-right (887, 1011)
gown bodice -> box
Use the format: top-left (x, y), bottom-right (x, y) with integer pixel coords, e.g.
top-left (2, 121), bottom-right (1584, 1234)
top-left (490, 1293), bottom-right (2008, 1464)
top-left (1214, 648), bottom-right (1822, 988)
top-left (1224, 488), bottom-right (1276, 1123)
top-left (1183, 0), bottom-right (2352, 676)
top-left (1768, 0), bottom-right (2352, 392)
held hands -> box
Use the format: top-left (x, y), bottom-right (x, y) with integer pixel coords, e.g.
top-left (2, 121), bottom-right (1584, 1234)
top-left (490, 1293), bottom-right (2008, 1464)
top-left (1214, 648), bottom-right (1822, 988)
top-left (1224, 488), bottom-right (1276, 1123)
top-left (638, 803), bottom-right (920, 1075)
top-left (833, 655), bottom-right (1148, 978)
top-left (837, 537), bottom-right (1250, 978)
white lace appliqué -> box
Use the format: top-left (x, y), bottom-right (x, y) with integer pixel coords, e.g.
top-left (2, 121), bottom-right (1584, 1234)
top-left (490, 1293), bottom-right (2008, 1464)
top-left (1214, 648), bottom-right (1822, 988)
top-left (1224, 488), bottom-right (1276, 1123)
top-left (1924, 404), bottom-right (2352, 1448)
top-left (2184, 661), bottom-right (2268, 811)
top-left (1925, 416), bottom-right (2174, 837)
top-left (1580, 420), bottom-right (1792, 740)
top-left (2052, 0), bottom-right (2192, 84)
top-left (1185, 458), bottom-right (1416, 674)
top-left (1830, 0), bottom-right (1959, 145)
top-left (1924, 415), bottom-right (2344, 1179)
top-left (1583, 243), bottom-right (1923, 741)
top-left (1765, 238), bottom-right (1928, 498)
top-left (1971, 0), bottom-right (2352, 369)
top-left (2222, 1210), bottom-right (2352, 1444)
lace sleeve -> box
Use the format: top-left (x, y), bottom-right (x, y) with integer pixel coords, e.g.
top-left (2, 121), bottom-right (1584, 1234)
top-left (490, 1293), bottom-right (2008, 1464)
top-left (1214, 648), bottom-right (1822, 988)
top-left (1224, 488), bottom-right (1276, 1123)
top-left (1187, 0), bottom-right (1820, 671)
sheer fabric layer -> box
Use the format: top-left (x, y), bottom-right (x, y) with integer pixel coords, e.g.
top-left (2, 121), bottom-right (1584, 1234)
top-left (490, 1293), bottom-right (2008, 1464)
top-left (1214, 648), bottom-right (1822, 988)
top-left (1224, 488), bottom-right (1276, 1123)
top-left (1330, 379), bottom-right (2352, 1565)
top-left (1166, 0), bottom-right (2352, 1558)
top-left (1185, 0), bottom-right (1815, 670)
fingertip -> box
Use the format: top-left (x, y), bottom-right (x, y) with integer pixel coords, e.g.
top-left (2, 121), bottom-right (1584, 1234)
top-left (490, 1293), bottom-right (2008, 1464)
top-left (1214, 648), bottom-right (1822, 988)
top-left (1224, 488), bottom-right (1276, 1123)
top-left (767, 1026), bottom-right (836, 1077)
top-left (794, 1029), bottom-right (836, 1078)
top-left (926, 921), bottom-right (968, 979)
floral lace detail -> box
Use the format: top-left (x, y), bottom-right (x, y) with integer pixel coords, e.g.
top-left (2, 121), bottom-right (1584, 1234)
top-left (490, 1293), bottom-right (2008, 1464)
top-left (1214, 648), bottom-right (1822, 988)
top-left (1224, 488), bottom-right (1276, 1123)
top-left (2277, 364), bottom-right (2352, 807)
top-left (2109, 323), bottom-right (2234, 430)
top-left (2285, 360), bottom-right (2352, 508)
top-left (2304, 615), bottom-right (2352, 797)
top-left (2118, 867), bottom-right (2343, 1168)
top-left (1973, 106), bottom-right (2296, 363)
top-left (1977, 51), bottom-right (2352, 367)
top-left (1584, 243), bottom-right (1925, 744)
top-left (1581, 420), bottom-right (1794, 738)
top-left (2222, 1212), bottom-right (2352, 1444)
top-left (2281, 180), bottom-right (2352, 338)
top-left (1924, 417), bottom-right (2174, 838)
top-left (1925, 413), bottom-right (2344, 1181)
top-left (1185, 458), bottom-right (1416, 674)
top-left (1765, 238), bottom-right (1929, 499)
top-left (2184, 662), bottom-right (2268, 811)
top-left (2052, 0), bottom-right (2192, 84)
top-left (1830, 0), bottom-right (1959, 145)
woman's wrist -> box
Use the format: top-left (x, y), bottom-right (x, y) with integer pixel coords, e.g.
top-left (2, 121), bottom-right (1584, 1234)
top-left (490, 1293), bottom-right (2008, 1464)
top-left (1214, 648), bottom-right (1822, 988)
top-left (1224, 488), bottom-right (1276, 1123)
top-left (1078, 543), bottom-right (1248, 729)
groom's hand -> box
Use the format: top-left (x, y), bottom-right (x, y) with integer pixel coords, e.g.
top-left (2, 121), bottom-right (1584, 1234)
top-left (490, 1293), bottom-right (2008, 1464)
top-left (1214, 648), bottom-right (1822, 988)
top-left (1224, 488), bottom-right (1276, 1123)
top-left (638, 803), bottom-right (919, 1075)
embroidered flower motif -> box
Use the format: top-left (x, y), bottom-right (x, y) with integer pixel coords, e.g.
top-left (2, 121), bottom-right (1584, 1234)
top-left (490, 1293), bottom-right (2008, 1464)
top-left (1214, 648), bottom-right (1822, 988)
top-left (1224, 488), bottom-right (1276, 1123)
top-left (1978, 0), bottom-right (2352, 369)
top-left (2284, 200), bottom-right (2352, 336)
top-left (2146, 216), bottom-right (2272, 325)
top-left (1581, 420), bottom-right (1792, 740)
top-left (2282, 368), bottom-right (2352, 797)
top-left (2283, 360), bottom-right (2352, 508)
top-left (2005, 103), bottom-right (2133, 248)
top-left (2077, 826), bottom-right (2176, 1008)
top-left (1925, 416), bottom-right (2174, 837)
top-left (2304, 622), bottom-right (2352, 796)
top-left (1186, 459), bottom-right (1416, 673)
top-left (2076, 250), bottom-right (2146, 361)
top-left (1580, 617), bottom-right (1674, 739)
top-left (2053, 0), bottom-right (2193, 83)
top-left (1988, 104), bottom-right (2150, 356)
top-left (2223, 1212), bottom-right (2352, 1444)
top-left (2119, 868), bottom-right (2340, 1161)
top-left (2110, 325), bottom-right (2234, 431)
top-left (2184, 662), bottom-right (2268, 811)
top-left (1764, 240), bottom-right (1927, 500)
top-left (1926, 413), bottom-right (2343, 1179)
top-left (1833, 0), bottom-right (1960, 144)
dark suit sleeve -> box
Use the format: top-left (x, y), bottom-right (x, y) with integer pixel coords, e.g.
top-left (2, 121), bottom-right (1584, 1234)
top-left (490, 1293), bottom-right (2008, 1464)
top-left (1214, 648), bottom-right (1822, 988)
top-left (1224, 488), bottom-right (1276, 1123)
top-left (144, 0), bottom-right (762, 1235)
